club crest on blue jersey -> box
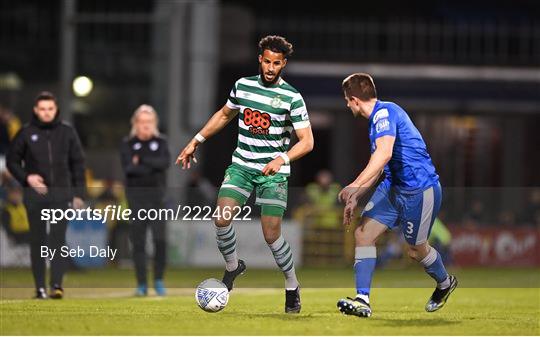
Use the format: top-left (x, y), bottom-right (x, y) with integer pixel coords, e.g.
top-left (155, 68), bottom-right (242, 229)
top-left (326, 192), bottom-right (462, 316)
top-left (373, 109), bottom-right (389, 123)
top-left (375, 119), bottom-right (390, 133)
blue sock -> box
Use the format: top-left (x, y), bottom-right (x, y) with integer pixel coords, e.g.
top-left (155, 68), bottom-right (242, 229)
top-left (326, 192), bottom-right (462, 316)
top-left (420, 248), bottom-right (450, 288)
top-left (354, 246), bottom-right (377, 298)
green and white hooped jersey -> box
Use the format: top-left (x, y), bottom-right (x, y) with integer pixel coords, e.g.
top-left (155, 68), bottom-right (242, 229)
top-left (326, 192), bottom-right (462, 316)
top-left (226, 75), bottom-right (310, 176)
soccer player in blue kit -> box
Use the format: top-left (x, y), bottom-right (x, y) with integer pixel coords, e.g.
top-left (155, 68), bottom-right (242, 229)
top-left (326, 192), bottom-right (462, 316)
top-left (336, 73), bottom-right (457, 317)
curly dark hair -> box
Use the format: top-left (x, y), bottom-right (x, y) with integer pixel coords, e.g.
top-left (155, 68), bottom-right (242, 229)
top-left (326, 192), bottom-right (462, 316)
top-left (258, 35), bottom-right (294, 58)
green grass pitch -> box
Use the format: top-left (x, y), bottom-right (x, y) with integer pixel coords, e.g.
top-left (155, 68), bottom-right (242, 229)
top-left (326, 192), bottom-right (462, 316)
top-left (1, 267), bottom-right (539, 335)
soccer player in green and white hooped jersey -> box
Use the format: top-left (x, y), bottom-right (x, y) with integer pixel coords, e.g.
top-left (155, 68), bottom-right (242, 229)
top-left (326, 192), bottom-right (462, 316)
top-left (177, 35), bottom-right (314, 313)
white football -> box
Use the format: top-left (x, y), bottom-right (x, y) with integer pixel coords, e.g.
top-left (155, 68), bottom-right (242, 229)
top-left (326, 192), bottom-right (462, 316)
top-left (195, 278), bottom-right (229, 312)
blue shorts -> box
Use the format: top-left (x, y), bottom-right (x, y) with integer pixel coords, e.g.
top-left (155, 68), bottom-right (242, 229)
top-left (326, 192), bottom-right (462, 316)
top-left (362, 180), bottom-right (442, 245)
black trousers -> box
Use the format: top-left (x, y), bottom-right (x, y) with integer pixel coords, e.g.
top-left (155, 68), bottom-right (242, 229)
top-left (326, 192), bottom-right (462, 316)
top-left (25, 200), bottom-right (69, 290)
top-left (128, 198), bottom-right (167, 286)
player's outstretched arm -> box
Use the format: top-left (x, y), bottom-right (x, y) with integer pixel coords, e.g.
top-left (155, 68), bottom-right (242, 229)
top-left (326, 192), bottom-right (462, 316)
top-left (338, 135), bottom-right (395, 203)
top-left (261, 125), bottom-right (314, 176)
top-left (176, 105), bottom-right (239, 169)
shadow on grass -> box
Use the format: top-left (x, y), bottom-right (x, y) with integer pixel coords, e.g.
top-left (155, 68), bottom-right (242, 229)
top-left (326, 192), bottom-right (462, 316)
top-left (221, 312), bottom-right (321, 321)
top-left (372, 317), bottom-right (460, 327)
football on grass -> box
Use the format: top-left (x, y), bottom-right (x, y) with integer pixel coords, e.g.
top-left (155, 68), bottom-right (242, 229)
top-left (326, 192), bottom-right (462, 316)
top-left (195, 278), bottom-right (229, 312)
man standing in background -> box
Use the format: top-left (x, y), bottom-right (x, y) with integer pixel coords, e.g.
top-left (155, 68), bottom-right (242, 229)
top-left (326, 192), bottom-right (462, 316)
top-left (7, 91), bottom-right (86, 299)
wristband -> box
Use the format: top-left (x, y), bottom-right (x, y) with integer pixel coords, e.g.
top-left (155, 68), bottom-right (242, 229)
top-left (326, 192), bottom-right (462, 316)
top-left (194, 133), bottom-right (206, 143)
top-left (279, 153), bottom-right (290, 165)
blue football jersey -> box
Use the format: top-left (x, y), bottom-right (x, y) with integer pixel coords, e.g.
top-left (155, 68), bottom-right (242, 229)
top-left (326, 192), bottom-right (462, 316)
top-left (368, 100), bottom-right (439, 192)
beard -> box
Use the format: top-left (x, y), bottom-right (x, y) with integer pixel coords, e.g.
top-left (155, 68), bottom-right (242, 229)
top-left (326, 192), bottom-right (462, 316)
top-left (259, 65), bottom-right (282, 86)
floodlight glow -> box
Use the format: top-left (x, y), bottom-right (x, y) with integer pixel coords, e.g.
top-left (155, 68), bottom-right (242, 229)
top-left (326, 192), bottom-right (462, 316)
top-left (73, 76), bottom-right (93, 97)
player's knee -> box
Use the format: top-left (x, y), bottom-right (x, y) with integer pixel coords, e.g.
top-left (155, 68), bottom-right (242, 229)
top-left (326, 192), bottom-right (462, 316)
top-left (407, 245), bottom-right (425, 261)
top-left (262, 228), bottom-right (280, 244)
top-left (407, 248), bottom-right (419, 260)
top-left (214, 217), bottom-right (232, 228)
top-left (354, 227), bottom-right (375, 246)
top-left (263, 233), bottom-right (279, 245)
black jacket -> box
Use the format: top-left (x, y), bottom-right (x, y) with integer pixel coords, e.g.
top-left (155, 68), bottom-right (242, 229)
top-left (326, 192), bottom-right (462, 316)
top-left (6, 111), bottom-right (86, 201)
top-left (120, 135), bottom-right (170, 202)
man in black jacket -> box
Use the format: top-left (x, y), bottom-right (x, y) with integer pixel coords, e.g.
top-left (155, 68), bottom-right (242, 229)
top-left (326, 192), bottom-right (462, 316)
top-left (120, 104), bottom-right (170, 296)
top-left (7, 91), bottom-right (86, 299)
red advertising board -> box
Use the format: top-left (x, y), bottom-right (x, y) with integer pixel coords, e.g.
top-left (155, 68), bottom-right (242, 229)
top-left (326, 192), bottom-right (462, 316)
top-left (450, 227), bottom-right (540, 267)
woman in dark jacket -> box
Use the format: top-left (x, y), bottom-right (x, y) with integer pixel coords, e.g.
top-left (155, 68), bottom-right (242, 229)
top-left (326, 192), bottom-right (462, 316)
top-left (120, 104), bottom-right (170, 296)
top-left (7, 91), bottom-right (86, 299)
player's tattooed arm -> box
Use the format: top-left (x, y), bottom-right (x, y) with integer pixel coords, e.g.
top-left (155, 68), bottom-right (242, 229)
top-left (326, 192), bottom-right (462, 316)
top-left (338, 135), bottom-right (395, 202)
top-left (176, 105), bottom-right (239, 169)
top-left (262, 125), bottom-right (314, 176)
